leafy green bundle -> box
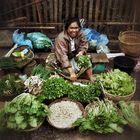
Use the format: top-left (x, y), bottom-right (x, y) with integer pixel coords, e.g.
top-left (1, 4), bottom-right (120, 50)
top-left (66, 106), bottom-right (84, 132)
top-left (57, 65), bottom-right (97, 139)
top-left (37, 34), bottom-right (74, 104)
top-left (74, 99), bottom-right (127, 133)
top-left (119, 101), bottom-right (140, 130)
top-left (31, 64), bottom-right (52, 80)
top-left (95, 69), bottom-right (135, 96)
top-left (68, 82), bottom-right (101, 103)
top-left (0, 93), bottom-right (49, 130)
top-left (77, 55), bottom-right (92, 68)
top-left (42, 77), bottom-right (71, 100)
top-left (0, 74), bottom-right (24, 96)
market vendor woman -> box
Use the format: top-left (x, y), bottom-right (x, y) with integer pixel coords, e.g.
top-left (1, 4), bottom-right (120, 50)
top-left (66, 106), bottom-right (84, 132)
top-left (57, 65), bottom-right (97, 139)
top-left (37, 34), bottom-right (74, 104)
top-left (46, 17), bottom-right (93, 81)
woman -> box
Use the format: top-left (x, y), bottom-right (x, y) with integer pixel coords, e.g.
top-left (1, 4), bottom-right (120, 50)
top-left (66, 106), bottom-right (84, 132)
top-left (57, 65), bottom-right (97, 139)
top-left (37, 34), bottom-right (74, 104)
top-left (46, 17), bottom-right (93, 81)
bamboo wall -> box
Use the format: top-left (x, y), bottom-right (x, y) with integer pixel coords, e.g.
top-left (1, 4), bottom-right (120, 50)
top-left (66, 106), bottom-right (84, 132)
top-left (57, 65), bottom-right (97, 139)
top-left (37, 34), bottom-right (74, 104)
top-left (0, 0), bottom-right (140, 42)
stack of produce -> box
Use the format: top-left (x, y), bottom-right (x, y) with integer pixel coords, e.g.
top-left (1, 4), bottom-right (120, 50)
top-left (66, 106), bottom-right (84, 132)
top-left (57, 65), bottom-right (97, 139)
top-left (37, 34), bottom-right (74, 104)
top-left (74, 99), bottom-right (127, 133)
top-left (0, 93), bottom-right (49, 131)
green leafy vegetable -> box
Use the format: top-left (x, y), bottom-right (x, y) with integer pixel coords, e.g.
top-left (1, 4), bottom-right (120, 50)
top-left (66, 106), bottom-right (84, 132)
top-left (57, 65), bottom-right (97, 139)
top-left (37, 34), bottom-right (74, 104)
top-left (0, 93), bottom-right (49, 130)
top-left (74, 99), bottom-right (127, 133)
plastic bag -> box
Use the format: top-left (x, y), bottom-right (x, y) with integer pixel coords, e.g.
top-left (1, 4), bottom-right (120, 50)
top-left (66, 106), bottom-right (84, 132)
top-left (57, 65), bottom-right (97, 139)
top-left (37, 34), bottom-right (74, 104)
top-left (81, 28), bottom-right (110, 53)
top-left (27, 32), bottom-right (53, 50)
top-left (12, 29), bottom-right (33, 49)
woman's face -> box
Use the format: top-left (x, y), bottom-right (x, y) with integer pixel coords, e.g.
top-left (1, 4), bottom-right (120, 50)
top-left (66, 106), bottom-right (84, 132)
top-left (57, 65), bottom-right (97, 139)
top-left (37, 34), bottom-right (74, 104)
top-left (67, 22), bottom-right (80, 38)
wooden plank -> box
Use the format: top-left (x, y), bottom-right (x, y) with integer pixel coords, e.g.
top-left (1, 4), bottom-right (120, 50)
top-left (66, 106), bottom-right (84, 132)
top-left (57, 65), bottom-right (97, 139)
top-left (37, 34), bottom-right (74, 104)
top-left (78, 0), bottom-right (82, 18)
top-left (111, 0), bottom-right (119, 21)
top-left (32, 0), bottom-right (38, 22)
top-left (106, 0), bottom-right (112, 21)
top-left (54, 0), bottom-right (58, 22)
top-left (24, 0), bottom-right (31, 21)
top-left (88, 0), bottom-right (94, 21)
top-left (35, 0), bottom-right (44, 23)
top-left (49, 0), bottom-right (54, 22)
top-left (65, 0), bottom-right (69, 19)
top-left (58, 0), bottom-right (63, 22)
top-left (100, 0), bottom-right (106, 21)
top-left (123, 0), bottom-right (132, 22)
top-left (83, 0), bottom-right (88, 19)
top-left (95, 0), bottom-right (100, 23)
top-left (118, 0), bottom-right (125, 21)
top-left (71, 0), bottom-right (76, 17)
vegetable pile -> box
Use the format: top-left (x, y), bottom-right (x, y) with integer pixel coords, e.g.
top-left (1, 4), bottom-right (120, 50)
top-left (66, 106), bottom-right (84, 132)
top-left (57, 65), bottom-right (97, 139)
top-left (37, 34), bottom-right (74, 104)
top-left (74, 99), bottom-right (127, 133)
top-left (119, 101), bottom-right (140, 130)
top-left (42, 77), bottom-right (71, 100)
top-left (24, 75), bottom-right (44, 96)
top-left (68, 82), bottom-right (101, 103)
top-left (95, 69), bottom-right (135, 96)
top-left (0, 93), bottom-right (49, 130)
top-left (31, 64), bottom-right (52, 80)
top-left (77, 55), bottom-right (92, 68)
top-left (0, 74), bottom-right (24, 96)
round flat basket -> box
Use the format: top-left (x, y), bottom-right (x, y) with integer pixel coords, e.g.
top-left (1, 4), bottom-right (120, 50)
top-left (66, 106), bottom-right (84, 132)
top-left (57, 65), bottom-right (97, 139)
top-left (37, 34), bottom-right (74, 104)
top-left (103, 80), bottom-right (136, 102)
top-left (118, 31), bottom-right (140, 57)
top-left (47, 98), bottom-right (84, 130)
top-left (12, 46), bottom-right (34, 68)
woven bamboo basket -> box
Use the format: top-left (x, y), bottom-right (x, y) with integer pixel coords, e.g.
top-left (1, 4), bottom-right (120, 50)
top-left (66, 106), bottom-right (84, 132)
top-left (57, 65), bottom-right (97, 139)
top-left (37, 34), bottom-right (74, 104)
top-left (102, 80), bottom-right (136, 102)
top-left (118, 31), bottom-right (140, 57)
top-left (47, 97), bottom-right (84, 130)
top-left (12, 46), bottom-right (34, 68)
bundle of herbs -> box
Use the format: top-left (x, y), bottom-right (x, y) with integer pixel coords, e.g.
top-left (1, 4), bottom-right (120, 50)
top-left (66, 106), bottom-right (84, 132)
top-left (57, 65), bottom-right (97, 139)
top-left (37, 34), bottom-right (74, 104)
top-left (31, 64), bottom-right (52, 80)
top-left (74, 99), bottom-right (127, 133)
top-left (42, 77), bottom-right (71, 100)
top-left (68, 82), bottom-right (101, 103)
top-left (0, 93), bottom-right (49, 130)
top-left (77, 55), bottom-right (92, 68)
top-left (0, 74), bottom-right (24, 96)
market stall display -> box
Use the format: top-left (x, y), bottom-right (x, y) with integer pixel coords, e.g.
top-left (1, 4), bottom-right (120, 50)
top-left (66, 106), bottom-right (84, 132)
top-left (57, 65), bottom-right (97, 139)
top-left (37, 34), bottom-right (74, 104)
top-left (0, 93), bottom-right (49, 131)
top-left (95, 69), bottom-right (136, 102)
top-left (74, 99), bottom-right (127, 133)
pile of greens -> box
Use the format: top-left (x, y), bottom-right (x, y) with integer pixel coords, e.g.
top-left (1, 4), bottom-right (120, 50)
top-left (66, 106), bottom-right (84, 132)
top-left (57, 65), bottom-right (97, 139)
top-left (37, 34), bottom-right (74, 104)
top-left (74, 99), bottom-right (127, 133)
top-left (118, 101), bottom-right (140, 130)
top-left (0, 93), bottom-right (49, 130)
top-left (95, 69), bottom-right (135, 96)
top-left (77, 55), bottom-right (92, 68)
top-left (42, 77), bottom-right (71, 100)
top-left (68, 82), bottom-right (101, 103)
top-left (0, 74), bottom-right (24, 96)
top-left (31, 64), bottom-right (52, 80)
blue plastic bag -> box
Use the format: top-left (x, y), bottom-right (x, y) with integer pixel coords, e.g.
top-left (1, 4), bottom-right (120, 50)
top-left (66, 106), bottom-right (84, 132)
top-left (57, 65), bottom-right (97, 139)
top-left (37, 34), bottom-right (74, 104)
top-left (12, 29), bottom-right (33, 49)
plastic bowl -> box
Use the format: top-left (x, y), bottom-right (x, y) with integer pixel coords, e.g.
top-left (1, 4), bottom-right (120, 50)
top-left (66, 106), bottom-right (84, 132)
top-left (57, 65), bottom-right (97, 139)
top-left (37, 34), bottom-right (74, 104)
top-left (113, 56), bottom-right (135, 74)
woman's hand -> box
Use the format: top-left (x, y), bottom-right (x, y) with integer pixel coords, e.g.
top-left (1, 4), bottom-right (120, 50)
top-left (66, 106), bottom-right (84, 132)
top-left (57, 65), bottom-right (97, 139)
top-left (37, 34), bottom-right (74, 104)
top-left (70, 73), bottom-right (77, 81)
top-left (68, 67), bottom-right (77, 81)
top-left (76, 51), bottom-right (84, 58)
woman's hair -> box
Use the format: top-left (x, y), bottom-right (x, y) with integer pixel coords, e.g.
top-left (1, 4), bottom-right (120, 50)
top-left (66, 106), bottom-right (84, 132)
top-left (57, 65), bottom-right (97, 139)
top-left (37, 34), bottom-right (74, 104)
top-left (64, 17), bottom-right (81, 30)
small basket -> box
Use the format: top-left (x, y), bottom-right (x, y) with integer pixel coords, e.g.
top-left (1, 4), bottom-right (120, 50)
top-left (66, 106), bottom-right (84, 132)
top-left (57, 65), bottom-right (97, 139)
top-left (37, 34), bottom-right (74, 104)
top-left (118, 31), bottom-right (140, 57)
top-left (47, 97), bottom-right (84, 130)
top-left (101, 80), bottom-right (136, 102)
top-left (12, 46), bottom-right (34, 68)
